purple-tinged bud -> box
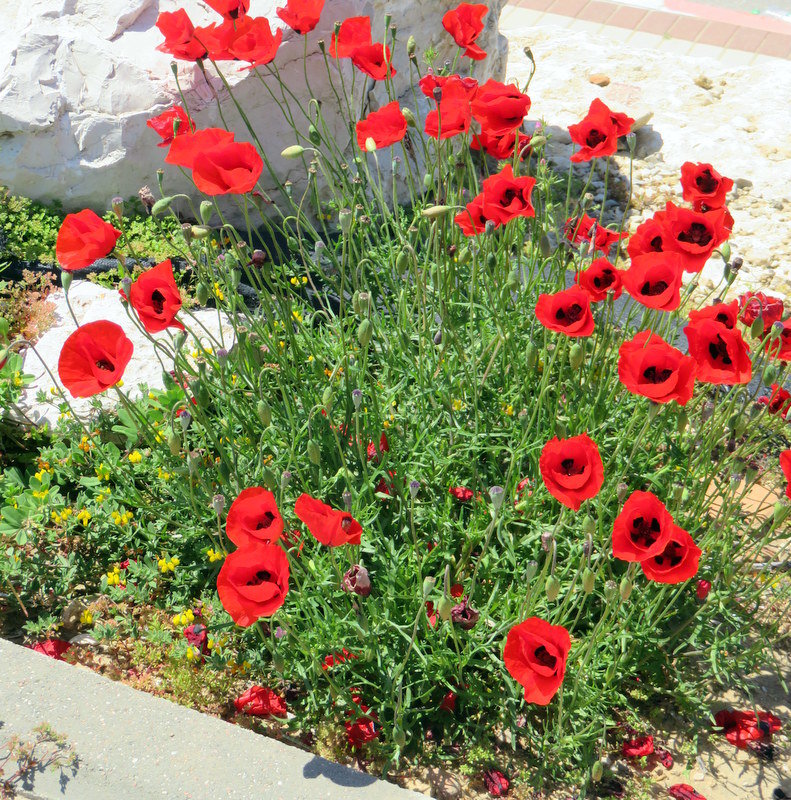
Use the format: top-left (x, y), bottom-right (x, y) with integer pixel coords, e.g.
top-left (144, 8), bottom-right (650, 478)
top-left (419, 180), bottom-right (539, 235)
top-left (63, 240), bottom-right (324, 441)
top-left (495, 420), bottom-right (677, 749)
top-left (409, 480), bottom-right (420, 499)
top-left (212, 494), bottom-right (225, 516)
top-left (352, 389), bottom-right (363, 411)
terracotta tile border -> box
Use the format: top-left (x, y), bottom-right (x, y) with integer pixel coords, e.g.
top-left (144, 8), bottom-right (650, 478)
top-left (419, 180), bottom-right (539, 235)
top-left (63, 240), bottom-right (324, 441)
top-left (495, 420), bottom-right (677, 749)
top-left (505, 0), bottom-right (791, 58)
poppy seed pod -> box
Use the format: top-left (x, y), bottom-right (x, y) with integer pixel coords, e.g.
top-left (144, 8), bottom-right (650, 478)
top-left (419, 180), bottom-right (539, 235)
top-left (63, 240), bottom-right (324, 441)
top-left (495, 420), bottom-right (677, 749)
top-left (342, 565), bottom-right (372, 597)
top-left (437, 594), bottom-right (454, 621)
top-left (582, 515), bottom-right (596, 536)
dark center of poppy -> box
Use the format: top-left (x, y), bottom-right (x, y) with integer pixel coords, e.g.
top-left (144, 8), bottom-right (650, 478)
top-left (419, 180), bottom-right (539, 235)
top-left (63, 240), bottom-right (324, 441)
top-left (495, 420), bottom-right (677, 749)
top-left (559, 457), bottom-right (585, 476)
top-left (151, 289), bottom-right (166, 315)
top-left (715, 312), bottom-right (731, 325)
top-left (642, 365), bottom-right (673, 384)
top-left (677, 222), bottom-right (713, 247)
top-left (246, 569), bottom-right (271, 586)
top-left (630, 515), bottom-right (661, 548)
top-left (341, 516), bottom-right (353, 532)
top-left (649, 235), bottom-right (664, 252)
top-left (533, 645), bottom-right (557, 670)
top-left (708, 335), bottom-right (732, 366)
top-left (502, 188), bottom-right (518, 205)
top-left (640, 280), bottom-right (669, 297)
top-left (556, 303), bottom-right (583, 324)
top-left (586, 129), bottom-right (607, 148)
top-left (652, 540), bottom-right (684, 568)
top-left (255, 511), bottom-right (276, 530)
top-left (592, 270), bottom-right (615, 289)
top-left (95, 359), bottom-right (115, 371)
top-left (695, 169), bottom-right (718, 195)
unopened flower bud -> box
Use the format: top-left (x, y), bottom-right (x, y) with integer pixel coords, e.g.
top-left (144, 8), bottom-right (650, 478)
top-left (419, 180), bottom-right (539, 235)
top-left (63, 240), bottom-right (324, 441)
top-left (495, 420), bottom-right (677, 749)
top-left (592, 760), bottom-right (604, 782)
top-left (342, 565), bottom-right (371, 597)
top-left (307, 439), bottom-right (321, 465)
top-left (358, 318), bottom-right (373, 347)
top-left (489, 485), bottom-right (504, 511)
top-left (750, 315), bottom-right (765, 339)
top-left (364, 137), bottom-right (377, 153)
top-left (604, 579), bottom-right (617, 603)
top-left (485, 220), bottom-right (496, 236)
top-left (582, 568), bottom-right (595, 594)
top-left (167, 433), bottom-right (180, 456)
top-left (422, 575), bottom-right (437, 599)
top-left (119, 277), bottom-right (132, 298)
top-left (433, 328), bottom-right (442, 345)
top-left (617, 483), bottom-right (629, 503)
top-left (545, 576), bottom-right (560, 602)
top-left (188, 450), bottom-right (200, 475)
top-left (524, 560), bottom-right (538, 582)
top-left (212, 494), bottom-right (225, 516)
top-left (111, 196), bottom-right (124, 221)
top-left (541, 531), bottom-right (554, 551)
top-left (696, 579), bottom-right (711, 600)
top-left (343, 490), bottom-right (352, 512)
top-left (352, 389), bottom-right (362, 410)
top-left (402, 107), bottom-right (416, 127)
top-left (407, 34), bottom-right (416, 56)
top-left (619, 576), bottom-right (633, 602)
top-left (216, 348), bottom-right (228, 366)
top-left (178, 410), bottom-right (191, 431)
top-left (339, 208), bottom-right (352, 234)
top-left (582, 515), bottom-right (596, 536)
top-left (569, 343), bottom-right (584, 370)
top-left (408, 480), bottom-right (420, 500)
top-left (281, 145), bottom-right (305, 159)
top-left (281, 471), bottom-right (292, 491)
top-left (257, 401), bottom-right (272, 426)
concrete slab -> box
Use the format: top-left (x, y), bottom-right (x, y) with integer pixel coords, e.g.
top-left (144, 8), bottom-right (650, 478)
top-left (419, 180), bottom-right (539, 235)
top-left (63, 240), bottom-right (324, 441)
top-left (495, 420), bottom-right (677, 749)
top-left (0, 639), bottom-right (423, 800)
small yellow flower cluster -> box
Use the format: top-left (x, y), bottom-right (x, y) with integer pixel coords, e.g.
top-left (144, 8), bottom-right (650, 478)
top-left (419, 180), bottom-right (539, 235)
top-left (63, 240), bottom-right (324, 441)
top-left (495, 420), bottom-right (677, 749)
top-left (158, 555), bottom-right (180, 573)
top-left (213, 282), bottom-right (224, 302)
top-left (106, 565), bottom-right (123, 586)
top-left (206, 548), bottom-right (224, 563)
top-left (77, 509), bottom-right (92, 526)
top-left (80, 609), bottom-right (93, 625)
top-left (501, 402), bottom-right (514, 417)
top-left (111, 510), bottom-right (133, 526)
top-left (128, 450), bottom-right (143, 464)
top-left (452, 398), bottom-right (465, 412)
top-left (292, 310), bottom-right (303, 323)
top-left (51, 507), bottom-right (73, 524)
top-left (289, 276), bottom-right (308, 286)
top-left (96, 489), bottom-right (111, 504)
top-left (32, 489), bottom-right (49, 500)
top-left (78, 435), bottom-right (93, 452)
top-left (12, 371), bottom-right (23, 387)
top-left (172, 608), bottom-right (195, 627)
top-left (206, 634), bottom-right (228, 650)
top-left (34, 467), bottom-right (52, 482)
top-left (157, 468), bottom-right (172, 481)
top-left (95, 463), bottom-right (110, 481)
top-left (227, 656), bottom-right (252, 674)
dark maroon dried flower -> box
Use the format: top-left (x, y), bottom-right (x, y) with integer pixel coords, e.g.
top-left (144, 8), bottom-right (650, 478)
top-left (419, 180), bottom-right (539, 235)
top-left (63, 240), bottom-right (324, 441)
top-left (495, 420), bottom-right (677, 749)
top-left (451, 597), bottom-right (479, 630)
top-left (655, 746), bottom-right (674, 768)
top-left (482, 768), bottom-right (510, 797)
top-left (342, 564), bottom-right (372, 597)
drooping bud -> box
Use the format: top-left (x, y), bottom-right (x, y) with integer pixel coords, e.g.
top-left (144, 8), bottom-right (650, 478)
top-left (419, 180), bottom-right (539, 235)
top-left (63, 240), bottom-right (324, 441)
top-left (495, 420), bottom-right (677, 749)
top-left (199, 200), bottom-right (214, 225)
top-left (402, 107), bottom-right (416, 127)
top-left (281, 145), bottom-right (305, 159)
top-left (211, 494), bottom-right (225, 516)
top-left (489, 485), bottom-right (504, 512)
top-left (257, 401), bottom-right (272, 426)
top-left (307, 439), bottom-right (321, 465)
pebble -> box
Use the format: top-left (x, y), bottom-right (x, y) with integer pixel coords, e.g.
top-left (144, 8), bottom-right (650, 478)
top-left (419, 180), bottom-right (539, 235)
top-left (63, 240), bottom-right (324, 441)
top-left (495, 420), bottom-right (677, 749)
top-left (588, 72), bottom-right (611, 86)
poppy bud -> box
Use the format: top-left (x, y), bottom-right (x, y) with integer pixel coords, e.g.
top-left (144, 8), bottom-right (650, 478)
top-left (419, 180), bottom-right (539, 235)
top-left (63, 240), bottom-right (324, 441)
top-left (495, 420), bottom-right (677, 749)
top-left (365, 137), bottom-right (377, 153)
top-left (322, 385), bottom-right (333, 410)
top-left (545, 575), bottom-right (560, 602)
top-left (485, 220), bottom-right (496, 237)
top-left (696, 579), bottom-right (711, 600)
top-left (263, 467), bottom-right (277, 491)
top-left (393, 725), bottom-right (407, 748)
top-left (437, 594), bottom-right (454, 621)
top-left (422, 576), bottom-right (437, 598)
top-left (526, 342), bottom-right (538, 369)
top-left (406, 34), bottom-right (416, 56)
top-left (409, 480), bottom-right (420, 499)
top-left (307, 439), bottom-right (321, 465)
top-left (191, 225), bottom-right (211, 239)
top-left (422, 205), bottom-right (453, 219)
top-left (342, 490), bottom-right (352, 511)
top-left (763, 364), bottom-right (778, 385)
top-left (604, 579), bottom-right (617, 603)
top-left (281, 471), bottom-right (292, 491)
top-left (433, 329), bottom-right (443, 345)
top-left (677, 409), bottom-right (689, 434)
top-left (401, 107), bottom-right (417, 128)
top-left (672, 483), bottom-right (684, 505)
top-left (396, 250), bottom-right (409, 272)
top-left (750, 315), bottom-right (765, 339)
top-left (506, 269), bottom-right (519, 293)
top-left (198, 200), bottom-right (214, 225)
top-left (352, 389), bottom-right (362, 411)
top-left (339, 209), bottom-right (352, 234)
top-left (451, 597), bottom-right (479, 629)
top-left (179, 410), bottom-right (192, 431)
top-left (539, 233), bottom-right (552, 257)
top-left (188, 451), bottom-right (200, 476)
top-left (617, 483), bottom-right (629, 503)
top-left (287, 236), bottom-right (299, 252)
top-left (569, 343), bottom-right (584, 370)
top-left (358, 319), bottom-right (373, 347)
top-left (582, 515), bottom-right (596, 536)
top-left (196, 283), bottom-right (210, 305)
top-left (151, 196), bottom-right (175, 216)
top-left (582, 568), bottom-right (595, 594)
top-left (620, 577), bottom-right (633, 602)
top-left (167, 433), bottom-right (181, 456)
top-left (281, 145), bottom-right (305, 159)
top-left (342, 565), bottom-right (372, 597)
top-left (591, 760), bottom-right (604, 782)
top-left (356, 291), bottom-right (371, 316)
top-left (555, 420), bottom-right (567, 439)
top-left (541, 531), bottom-right (554, 551)
top-left (212, 494), bottom-right (225, 516)
top-left (119, 276), bottom-right (131, 301)
top-left (524, 560), bottom-right (538, 582)
top-left (308, 125), bottom-right (321, 146)
top-left (257, 401), bottom-right (272, 427)
top-left (489, 485), bottom-right (504, 512)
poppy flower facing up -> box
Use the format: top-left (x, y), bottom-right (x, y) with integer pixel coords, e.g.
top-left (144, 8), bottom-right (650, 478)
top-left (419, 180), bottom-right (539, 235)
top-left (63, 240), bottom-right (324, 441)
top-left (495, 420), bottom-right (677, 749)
top-left (684, 319), bottom-right (752, 385)
top-left (226, 487), bottom-right (284, 547)
top-left (449, 486), bottom-right (474, 502)
top-left (217, 543), bottom-right (290, 626)
top-left (626, 214), bottom-right (671, 261)
top-left (680, 161), bottom-right (733, 209)
top-left (147, 106), bottom-right (195, 147)
top-left (503, 617), bottom-right (571, 705)
top-left (442, 3), bottom-right (488, 60)
top-left (568, 98), bottom-right (634, 162)
top-left (471, 79), bottom-right (531, 136)
top-left (355, 101), bottom-right (407, 151)
top-left (576, 258), bottom-right (624, 302)
top-left (192, 141), bottom-right (264, 195)
top-left (662, 203), bottom-right (730, 273)
top-left (58, 321), bottom-right (134, 398)
top-left (535, 286), bottom-right (595, 338)
top-left (277, 0), bottom-right (325, 34)
top-left (294, 494), bottom-right (362, 546)
top-left (156, 10), bottom-right (208, 61)
top-left (781, 450), bottom-right (791, 499)
top-left (479, 164), bottom-right (536, 225)
top-left (622, 252), bottom-right (684, 312)
top-left (617, 330), bottom-right (697, 405)
top-left (687, 299), bottom-right (739, 329)
top-left (234, 685), bottom-right (288, 717)
top-left (124, 259), bottom-right (184, 334)
top-left (713, 709), bottom-right (781, 749)
top-left (612, 490), bottom-right (675, 562)
top-left (639, 526), bottom-right (701, 584)
top-left (539, 433), bottom-right (604, 511)
top-left (55, 209), bottom-right (122, 272)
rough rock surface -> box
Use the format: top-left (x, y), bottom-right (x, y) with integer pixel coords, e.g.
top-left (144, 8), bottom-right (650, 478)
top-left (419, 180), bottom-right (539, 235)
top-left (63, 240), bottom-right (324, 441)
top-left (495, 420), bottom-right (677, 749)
top-left (0, 0), bottom-right (507, 212)
top-left (504, 23), bottom-right (791, 298)
top-left (18, 280), bottom-right (233, 427)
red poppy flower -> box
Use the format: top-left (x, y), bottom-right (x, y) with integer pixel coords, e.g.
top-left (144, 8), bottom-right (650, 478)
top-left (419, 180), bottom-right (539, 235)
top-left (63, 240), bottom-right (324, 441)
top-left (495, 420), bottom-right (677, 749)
top-left (216, 543), bottom-right (289, 626)
top-left (184, 623), bottom-right (208, 655)
top-left (622, 734), bottom-right (654, 758)
top-left (442, 3), bottom-right (488, 60)
top-left (31, 639), bottom-right (71, 660)
top-left (617, 330), bottom-right (696, 405)
top-left (226, 487), bottom-right (284, 547)
top-left (426, 601), bottom-right (438, 628)
top-left (471, 79), bottom-right (530, 136)
top-left (205, 0), bottom-right (250, 18)
top-left (568, 98), bottom-right (634, 162)
top-left (768, 319), bottom-right (791, 361)
top-left (439, 690), bottom-right (457, 712)
top-left (684, 319), bottom-right (752, 385)
top-left (294, 494), bottom-right (362, 546)
top-left (355, 101), bottom-right (407, 151)
top-left (565, 213), bottom-right (626, 256)
top-left (503, 617), bottom-right (571, 705)
top-left (351, 42), bottom-right (396, 80)
top-left (661, 202), bottom-right (730, 273)
top-left (471, 129), bottom-right (531, 160)
top-left (535, 286), bottom-right (595, 338)
top-left (230, 16), bottom-right (283, 68)
top-left (688, 299), bottom-right (739, 329)
top-left (192, 141), bottom-right (263, 195)
top-left (714, 709), bottom-right (781, 749)
top-left (345, 697), bottom-right (380, 749)
top-left (781, 450), bottom-right (791, 500)
top-left (482, 769), bottom-right (510, 797)
top-left (454, 195), bottom-right (488, 236)
top-left (639, 526), bottom-right (701, 584)
top-left (55, 209), bottom-right (122, 272)
top-left (322, 648), bottom-right (357, 669)
top-left (124, 259), bottom-right (183, 334)
top-left (234, 685), bottom-right (288, 717)
top-left (450, 486), bottom-right (474, 502)
top-left (480, 164), bottom-right (536, 225)
top-left (451, 583), bottom-right (464, 598)
top-left (192, 20), bottom-right (237, 61)
top-left (622, 252), bottom-right (684, 312)
top-left (147, 106), bottom-right (195, 148)
top-left (737, 291), bottom-right (784, 331)
top-left (419, 72), bottom-right (478, 99)
top-left (758, 384), bottom-right (791, 418)
top-left (277, 0), bottom-right (324, 34)
top-left (612, 490), bottom-right (675, 562)
top-left (424, 75), bottom-right (477, 139)
top-left (156, 10), bottom-right (208, 61)
top-left (680, 161), bottom-right (733, 210)
top-left (669, 784), bottom-right (707, 800)
top-left (165, 128), bottom-right (235, 169)
top-left (329, 16), bottom-right (372, 58)
top-left (366, 432), bottom-right (389, 462)
top-left (696, 579), bottom-right (712, 600)
top-left (539, 433), bottom-right (604, 511)
top-left (58, 321), bottom-right (134, 398)
top-left (576, 258), bottom-right (624, 302)
top-left (626, 214), bottom-right (671, 261)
